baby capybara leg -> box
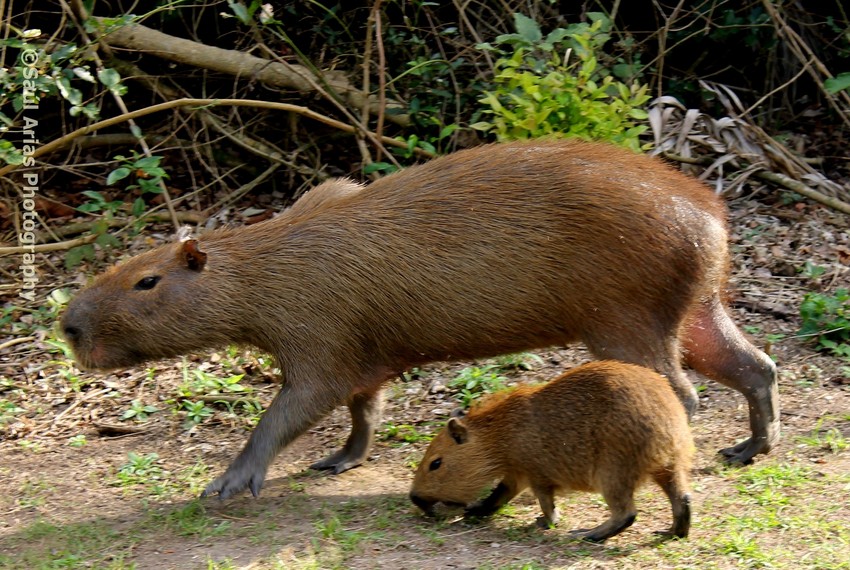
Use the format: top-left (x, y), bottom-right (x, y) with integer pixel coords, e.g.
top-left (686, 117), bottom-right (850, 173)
top-left (311, 388), bottom-right (385, 474)
top-left (683, 298), bottom-right (780, 464)
top-left (569, 481), bottom-right (637, 543)
top-left (653, 468), bottom-right (691, 539)
top-left (531, 484), bottom-right (560, 528)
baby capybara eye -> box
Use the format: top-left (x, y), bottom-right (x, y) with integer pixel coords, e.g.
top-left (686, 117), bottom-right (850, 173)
top-left (429, 458), bottom-right (442, 471)
top-left (134, 276), bottom-right (161, 290)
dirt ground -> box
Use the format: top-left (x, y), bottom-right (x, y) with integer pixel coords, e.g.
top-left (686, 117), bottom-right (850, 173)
top-left (1, 192), bottom-right (849, 569)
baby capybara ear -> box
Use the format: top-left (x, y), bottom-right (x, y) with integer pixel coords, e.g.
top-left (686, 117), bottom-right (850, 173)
top-left (447, 417), bottom-right (469, 445)
top-left (179, 239), bottom-right (208, 271)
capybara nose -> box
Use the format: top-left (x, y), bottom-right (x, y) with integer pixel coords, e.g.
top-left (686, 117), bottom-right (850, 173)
top-left (409, 492), bottom-right (436, 516)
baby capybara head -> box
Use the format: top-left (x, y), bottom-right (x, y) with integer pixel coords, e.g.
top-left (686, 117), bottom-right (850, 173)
top-left (409, 409), bottom-right (497, 515)
top-left (61, 239), bottom-right (223, 370)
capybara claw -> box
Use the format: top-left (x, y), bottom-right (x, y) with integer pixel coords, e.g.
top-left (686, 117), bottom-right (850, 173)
top-left (201, 466), bottom-right (265, 499)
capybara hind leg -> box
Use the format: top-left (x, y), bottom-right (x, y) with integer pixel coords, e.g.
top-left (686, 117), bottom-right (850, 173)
top-left (653, 468), bottom-right (691, 539)
top-left (569, 491), bottom-right (637, 543)
top-left (311, 389), bottom-right (385, 474)
top-left (585, 336), bottom-right (698, 418)
top-left (465, 479), bottom-right (522, 518)
top-left (683, 298), bottom-right (780, 464)
top-left (569, 477), bottom-right (637, 543)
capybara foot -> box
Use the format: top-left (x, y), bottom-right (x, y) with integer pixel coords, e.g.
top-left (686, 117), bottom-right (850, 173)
top-left (310, 448), bottom-right (366, 474)
top-left (201, 461), bottom-right (267, 499)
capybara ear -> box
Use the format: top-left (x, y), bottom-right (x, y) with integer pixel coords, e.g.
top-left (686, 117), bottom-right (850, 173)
top-left (447, 417), bottom-right (469, 445)
top-left (450, 408), bottom-right (467, 420)
top-left (180, 239), bottom-right (208, 272)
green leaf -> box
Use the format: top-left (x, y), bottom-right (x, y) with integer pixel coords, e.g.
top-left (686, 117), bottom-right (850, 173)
top-left (131, 197), bottom-right (146, 217)
top-left (81, 190), bottom-right (105, 202)
top-left (824, 72), bottom-right (850, 94)
top-left (228, 1), bottom-right (251, 24)
top-left (513, 13), bottom-right (542, 43)
top-left (97, 68), bottom-right (121, 88)
top-left (106, 167), bottom-right (131, 186)
top-left (65, 244), bottom-right (95, 269)
top-left (439, 124), bottom-right (458, 140)
top-left (133, 156), bottom-right (161, 169)
top-left (96, 233), bottom-right (122, 248)
top-left (469, 121), bottom-right (493, 132)
top-left (363, 161), bottom-right (396, 175)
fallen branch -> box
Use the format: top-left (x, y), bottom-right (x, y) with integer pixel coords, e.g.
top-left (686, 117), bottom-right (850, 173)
top-left (0, 233), bottom-right (97, 256)
top-left (755, 170), bottom-right (850, 216)
top-left (662, 152), bottom-right (850, 215)
top-left (0, 98), bottom-right (433, 178)
top-left (93, 17), bottom-right (409, 127)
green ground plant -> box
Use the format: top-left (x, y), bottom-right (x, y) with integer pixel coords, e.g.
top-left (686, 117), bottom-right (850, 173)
top-left (472, 13), bottom-right (650, 150)
top-left (179, 369), bottom-right (252, 398)
top-left (449, 365), bottom-right (508, 408)
top-left (120, 399), bottom-right (159, 422)
top-left (115, 452), bottom-right (163, 487)
top-left (799, 288), bottom-right (850, 359)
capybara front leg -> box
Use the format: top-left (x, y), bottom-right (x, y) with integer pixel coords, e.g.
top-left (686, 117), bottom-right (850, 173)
top-left (683, 298), bottom-right (780, 464)
top-left (311, 388), bottom-right (385, 474)
top-left (202, 376), bottom-right (347, 499)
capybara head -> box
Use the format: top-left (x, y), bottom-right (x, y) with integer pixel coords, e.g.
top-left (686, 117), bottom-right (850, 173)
top-left (61, 239), bottom-right (228, 370)
top-left (409, 409), bottom-right (498, 515)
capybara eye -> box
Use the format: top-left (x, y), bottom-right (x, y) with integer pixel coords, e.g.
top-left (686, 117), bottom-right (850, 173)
top-left (134, 276), bottom-right (161, 290)
top-left (429, 458), bottom-right (442, 471)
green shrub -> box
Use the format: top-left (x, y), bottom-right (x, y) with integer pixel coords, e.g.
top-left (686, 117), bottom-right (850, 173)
top-left (472, 13), bottom-right (650, 150)
top-left (799, 288), bottom-right (850, 359)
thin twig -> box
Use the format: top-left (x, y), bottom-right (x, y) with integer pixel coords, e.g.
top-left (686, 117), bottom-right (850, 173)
top-left (760, 0), bottom-right (850, 130)
top-left (0, 98), bottom-right (434, 179)
top-left (0, 233), bottom-right (98, 256)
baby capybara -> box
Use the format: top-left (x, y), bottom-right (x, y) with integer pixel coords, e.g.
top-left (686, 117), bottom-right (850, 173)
top-left (410, 361), bottom-right (693, 543)
top-left (61, 139), bottom-right (778, 500)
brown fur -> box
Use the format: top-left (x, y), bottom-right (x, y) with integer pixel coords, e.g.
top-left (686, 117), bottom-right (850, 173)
top-left (410, 361), bottom-right (694, 542)
top-left (60, 139), bottom-right (779, 499)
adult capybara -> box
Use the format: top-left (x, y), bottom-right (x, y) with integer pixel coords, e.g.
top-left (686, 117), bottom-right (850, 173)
top-left (61, 139), bottom-right (779, 500)
top-left (409, 361), bottom-right (693, 542)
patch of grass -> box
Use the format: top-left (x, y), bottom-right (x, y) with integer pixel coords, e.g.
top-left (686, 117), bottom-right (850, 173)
top-left (147, 500), bottom-right (232, 539)
top-left (796, 417), bottom-right (850, 453)
top-left (17, 479), bottom-right (53, 508)
top-left (0, 398), bottom-right (24, 424)
top-left (0, 518), bottom-right (130, 569)
top-left (381, 422), bottom-right (434, 445)
top-left (179, 369), bottom-right (252, 398)
top-left (491, 351), bottom-right (544, 371)
top-left (67, 434), bottom-right (87, 448)
top-left (449, 365), bottom-right (508, 408)
top-left (114, 452), bottom-right (164, 487)
top-left (17, 439), bottom-right (43, 452)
